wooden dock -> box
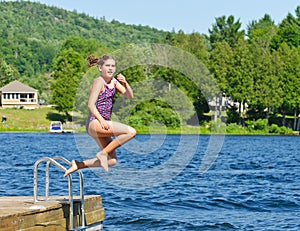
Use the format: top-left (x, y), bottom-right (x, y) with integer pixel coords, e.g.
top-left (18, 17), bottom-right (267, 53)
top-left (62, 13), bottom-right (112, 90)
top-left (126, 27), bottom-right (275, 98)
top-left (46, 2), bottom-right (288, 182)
top-left (0, 195), bottom-right (105, 230)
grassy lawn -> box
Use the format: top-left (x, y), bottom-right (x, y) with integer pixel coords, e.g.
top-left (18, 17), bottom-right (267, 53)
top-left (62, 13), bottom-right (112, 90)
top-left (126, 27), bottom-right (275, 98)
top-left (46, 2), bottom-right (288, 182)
top-left (0, 108), bottom-right (296, 135)
top-left (0, 108), bottom-right (208, 134)
top-left (0, 108), bottom-right (67, 132)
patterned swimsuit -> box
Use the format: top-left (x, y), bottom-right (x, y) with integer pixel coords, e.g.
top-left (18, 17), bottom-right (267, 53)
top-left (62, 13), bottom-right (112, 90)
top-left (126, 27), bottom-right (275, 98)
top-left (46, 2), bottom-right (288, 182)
top-left (86, 78), bottom-right (117, 130)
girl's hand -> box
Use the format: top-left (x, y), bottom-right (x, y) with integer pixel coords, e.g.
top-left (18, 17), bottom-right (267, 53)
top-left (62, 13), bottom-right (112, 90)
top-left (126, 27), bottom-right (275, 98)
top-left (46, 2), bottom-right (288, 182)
top-left (99, 119), bottom-right (110, 130)
top-left (116, 73), bottom-right (134, 99)
top-left (117, 74), bottom-right (128, 88)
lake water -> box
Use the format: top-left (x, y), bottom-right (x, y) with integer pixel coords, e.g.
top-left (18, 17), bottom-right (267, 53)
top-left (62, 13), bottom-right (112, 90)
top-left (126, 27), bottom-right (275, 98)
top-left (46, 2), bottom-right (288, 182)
top-left (0, 133), bottom-right (300, 230)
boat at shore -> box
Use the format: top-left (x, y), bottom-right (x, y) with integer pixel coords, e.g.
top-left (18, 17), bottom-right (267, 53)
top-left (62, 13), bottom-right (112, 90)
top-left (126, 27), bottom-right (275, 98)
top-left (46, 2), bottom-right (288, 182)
top-left (49, 121), bottom-right (74, 134)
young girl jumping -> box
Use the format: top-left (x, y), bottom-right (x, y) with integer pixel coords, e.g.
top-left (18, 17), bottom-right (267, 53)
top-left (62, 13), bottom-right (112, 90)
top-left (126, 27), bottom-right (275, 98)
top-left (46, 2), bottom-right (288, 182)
top-left (64, 54), bottom-right (136, 177)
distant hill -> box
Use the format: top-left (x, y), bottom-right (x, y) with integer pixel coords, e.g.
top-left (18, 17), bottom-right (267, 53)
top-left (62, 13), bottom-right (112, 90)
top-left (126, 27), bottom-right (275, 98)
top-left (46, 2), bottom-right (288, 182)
top-left (0, 1), bottom-right (168, 77)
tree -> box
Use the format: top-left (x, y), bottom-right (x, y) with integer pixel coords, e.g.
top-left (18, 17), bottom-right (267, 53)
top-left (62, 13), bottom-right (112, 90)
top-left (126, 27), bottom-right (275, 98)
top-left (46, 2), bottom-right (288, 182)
top-left (0, 53), bottom-right (19, 86)
top-left (51, 48), bottom-right (83, 120)
top-left (113, 79), bottom-right (194, 128)
top-left (247, 15), bottom-right (282, 123)
top-left (272, 6), bottom-right (300, 49)
top-left (208, 41), bottom-right (233, 122)
top-left (208, 15), bottom-right (245, 49)
top-left (209, 41), bottom-right (233, 93)
top-left (172, 30), bottom-right (209, 62)
top-left (61, 36), bottom-right (99, 59)
top-left (227, 39), bottom-right (254, 125)
top-left (163, 31), bottom-right (211, 122)
top-left (249, 46), bottom-right (283, 123)
top-left (275, 43), bottom-right (300, 128)
top-left (247, 14), bottom-right (277, 53)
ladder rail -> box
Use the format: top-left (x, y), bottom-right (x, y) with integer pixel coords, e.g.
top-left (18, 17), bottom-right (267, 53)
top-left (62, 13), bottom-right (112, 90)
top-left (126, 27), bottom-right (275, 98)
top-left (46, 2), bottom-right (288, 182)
top-left (50, 156), bottom-right (86, 228)
top-left (33, 157), bottom-right (75, 230)
top-left (34, 157), bottom-right (68, 201)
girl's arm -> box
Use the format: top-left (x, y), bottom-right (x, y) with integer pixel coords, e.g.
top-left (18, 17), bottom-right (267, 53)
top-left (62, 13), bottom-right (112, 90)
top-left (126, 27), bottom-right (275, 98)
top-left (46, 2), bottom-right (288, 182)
top-left (116, 74), bottom-right (134, 99)
top-left (88, 78), bottom-right (110, 129)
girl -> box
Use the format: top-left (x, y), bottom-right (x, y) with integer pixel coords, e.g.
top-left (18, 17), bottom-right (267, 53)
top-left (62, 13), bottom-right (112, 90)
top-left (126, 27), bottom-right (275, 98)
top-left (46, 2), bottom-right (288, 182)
top-left (64, 54), bottom-right (136, 177)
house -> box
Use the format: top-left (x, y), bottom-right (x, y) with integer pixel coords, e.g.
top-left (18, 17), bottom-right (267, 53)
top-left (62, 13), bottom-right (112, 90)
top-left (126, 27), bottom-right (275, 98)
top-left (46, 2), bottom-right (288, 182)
top-left (0, 80), bottom-right (38, 109)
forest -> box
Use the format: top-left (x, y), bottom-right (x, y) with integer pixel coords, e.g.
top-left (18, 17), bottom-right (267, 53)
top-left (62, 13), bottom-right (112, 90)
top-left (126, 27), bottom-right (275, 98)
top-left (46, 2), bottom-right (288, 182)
top-left (0, 1), bottom-right (300, 133)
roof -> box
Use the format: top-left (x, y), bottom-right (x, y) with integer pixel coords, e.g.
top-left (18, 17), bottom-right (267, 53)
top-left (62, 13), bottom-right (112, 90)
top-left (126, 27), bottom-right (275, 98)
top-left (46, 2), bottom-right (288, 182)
top-left (0, 80), bottom-right (38, 93)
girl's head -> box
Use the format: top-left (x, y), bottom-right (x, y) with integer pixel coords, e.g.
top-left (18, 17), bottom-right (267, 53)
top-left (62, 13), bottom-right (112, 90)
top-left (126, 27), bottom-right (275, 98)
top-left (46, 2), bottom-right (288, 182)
top-left (87, 54), bottom-right (116, 78)
top-left (87, 54), bottom-right (115, 67)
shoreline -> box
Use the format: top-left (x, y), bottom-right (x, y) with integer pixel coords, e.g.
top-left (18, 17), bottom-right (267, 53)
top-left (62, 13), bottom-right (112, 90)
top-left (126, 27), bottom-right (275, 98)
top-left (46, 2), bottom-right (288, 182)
top-left (0, 108), bottom-right (298, 135)
top-left (0, 128), bottom-right (298, 136)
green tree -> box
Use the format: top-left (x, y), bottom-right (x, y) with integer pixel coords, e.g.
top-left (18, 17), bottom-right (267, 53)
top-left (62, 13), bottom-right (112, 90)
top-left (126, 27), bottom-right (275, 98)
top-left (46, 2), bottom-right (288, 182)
top-left (275, 43), bottom-right (300, 128)
top-left (209, 41), bottom-right (233, 93)
top-left (61, 36), bottom-right (99, 58)
top-left (208, 41), bottom-right (233, 122)
top-left (247, 14), bottom-right (277, 53)
top-left (172, 30), bottom-right (209, 62)
top-left (208, 15), bottom-right (245, 49)
top-left (227, 39), bottom-right (254, 125)
top-left (51, 48), bottom-right (83, 120)
top-left (162, 31), bottom-right (211, 122)
top-left (272, 6), bottom-right (300, 49)
top-left (249, 46), bottom-right (283, 123)
top-left (0, 54), bottom-right (19, 86)
top-left (247, 15), bottom-right (281, 122)
top-left (113, 77), bottom-right (195, 127)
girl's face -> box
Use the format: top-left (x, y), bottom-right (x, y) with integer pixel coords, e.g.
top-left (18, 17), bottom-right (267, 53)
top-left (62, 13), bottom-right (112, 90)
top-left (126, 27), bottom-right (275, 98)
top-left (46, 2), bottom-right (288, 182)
top-left (99, 58), bottom-right (116, 78)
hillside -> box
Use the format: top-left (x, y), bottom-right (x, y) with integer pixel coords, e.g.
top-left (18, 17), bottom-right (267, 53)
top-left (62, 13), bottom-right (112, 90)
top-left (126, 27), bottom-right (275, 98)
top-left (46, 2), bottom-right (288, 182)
top-left (0, 1), bottom-right (168, 77)
top-left (1, 2), bottom-right (300, 131)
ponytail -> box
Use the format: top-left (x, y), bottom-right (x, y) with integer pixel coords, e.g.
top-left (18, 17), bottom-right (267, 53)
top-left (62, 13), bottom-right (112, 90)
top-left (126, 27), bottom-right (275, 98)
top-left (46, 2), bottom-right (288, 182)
top-left (87, 54), bottom-right (115, 67)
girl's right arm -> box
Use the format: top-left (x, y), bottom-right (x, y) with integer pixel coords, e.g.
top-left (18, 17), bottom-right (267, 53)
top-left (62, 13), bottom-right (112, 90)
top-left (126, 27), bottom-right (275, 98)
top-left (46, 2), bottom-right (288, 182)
top-left (88, 78), bottom-right (110, 130)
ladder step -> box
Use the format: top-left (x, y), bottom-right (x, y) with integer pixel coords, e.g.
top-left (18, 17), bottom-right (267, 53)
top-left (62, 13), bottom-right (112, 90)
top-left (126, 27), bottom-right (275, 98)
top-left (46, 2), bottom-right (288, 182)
top-left (33, 156), bottom-right (88, 230)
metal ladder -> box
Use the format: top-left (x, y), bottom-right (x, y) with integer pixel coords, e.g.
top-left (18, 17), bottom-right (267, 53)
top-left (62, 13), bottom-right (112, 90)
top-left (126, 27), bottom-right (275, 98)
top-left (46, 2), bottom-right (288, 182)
top-left (33, 156), bottom-right (86, 231)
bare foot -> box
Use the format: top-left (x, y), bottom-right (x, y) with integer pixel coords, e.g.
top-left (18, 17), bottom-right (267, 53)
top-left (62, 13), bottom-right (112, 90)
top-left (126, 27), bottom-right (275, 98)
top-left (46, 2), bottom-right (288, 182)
top-left (64, 160), bottom-right (79, 177)
top-left (96, 152), bottom-right (108, 172)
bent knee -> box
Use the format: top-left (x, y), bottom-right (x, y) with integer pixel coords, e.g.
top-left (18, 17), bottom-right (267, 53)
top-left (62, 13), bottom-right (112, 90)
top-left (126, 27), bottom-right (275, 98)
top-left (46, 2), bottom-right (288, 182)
top-left (108, 158), bottom-right (117, 167)
top-left (128, 126), bottom-right (136, 138)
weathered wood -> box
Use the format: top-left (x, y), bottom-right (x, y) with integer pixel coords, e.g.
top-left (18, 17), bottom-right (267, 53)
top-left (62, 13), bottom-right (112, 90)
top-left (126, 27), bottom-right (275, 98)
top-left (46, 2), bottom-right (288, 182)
top-left (0, 195), bottom-right (104, 230)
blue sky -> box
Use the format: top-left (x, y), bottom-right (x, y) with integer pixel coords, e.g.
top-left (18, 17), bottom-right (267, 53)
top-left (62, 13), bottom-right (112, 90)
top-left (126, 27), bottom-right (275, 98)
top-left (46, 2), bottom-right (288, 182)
top-left (28, 0), bottom-right (299, 34)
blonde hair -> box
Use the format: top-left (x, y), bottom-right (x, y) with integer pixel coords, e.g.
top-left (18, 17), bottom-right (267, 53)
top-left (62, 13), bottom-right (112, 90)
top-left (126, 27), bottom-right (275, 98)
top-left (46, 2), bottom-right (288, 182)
top-left (87, 54), bottom-right (115, 67)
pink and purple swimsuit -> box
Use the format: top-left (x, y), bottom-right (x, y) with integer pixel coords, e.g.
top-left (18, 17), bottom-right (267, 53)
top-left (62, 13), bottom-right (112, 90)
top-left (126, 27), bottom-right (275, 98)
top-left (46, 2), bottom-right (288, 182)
top-left (86, 78), bottom-right (117, 130)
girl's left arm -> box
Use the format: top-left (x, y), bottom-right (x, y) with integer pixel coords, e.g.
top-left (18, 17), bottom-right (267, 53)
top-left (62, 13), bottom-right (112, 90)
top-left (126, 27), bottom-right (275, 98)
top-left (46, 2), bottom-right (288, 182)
top-left (116, 74), bottom-right (134, 99)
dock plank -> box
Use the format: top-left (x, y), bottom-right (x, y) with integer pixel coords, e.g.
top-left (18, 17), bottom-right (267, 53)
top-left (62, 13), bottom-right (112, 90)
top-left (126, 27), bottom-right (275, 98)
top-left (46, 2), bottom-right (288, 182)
top-left (0, 195), bottom-right (105, 230)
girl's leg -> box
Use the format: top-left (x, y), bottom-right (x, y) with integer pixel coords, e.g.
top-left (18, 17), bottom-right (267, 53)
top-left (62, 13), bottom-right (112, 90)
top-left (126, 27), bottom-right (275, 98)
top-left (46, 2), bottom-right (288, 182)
top-left (91, 121), bottom-right (136, 171)
top-left (87, 120), bottom-right (136, 149)
top-left (93, 121), bottom-right (136, 168)
top-left (64, 155), bottom-right (108, 177)
top-left (64, 120), bottom-right (136, 177)
top-left (94, 137), bottom-right (118, 167)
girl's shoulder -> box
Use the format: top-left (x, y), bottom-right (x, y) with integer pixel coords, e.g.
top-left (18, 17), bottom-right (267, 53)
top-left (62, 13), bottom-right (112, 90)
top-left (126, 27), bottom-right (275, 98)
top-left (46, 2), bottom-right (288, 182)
top-left (91, 77), bottom-right (105, 91)
top-left (93, 77), bottom-right (105, 85)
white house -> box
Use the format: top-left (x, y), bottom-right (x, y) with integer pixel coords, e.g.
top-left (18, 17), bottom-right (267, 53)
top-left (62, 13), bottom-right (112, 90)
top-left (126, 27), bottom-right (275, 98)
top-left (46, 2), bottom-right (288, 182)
top-left (0, 80), bottom-right (39, 109)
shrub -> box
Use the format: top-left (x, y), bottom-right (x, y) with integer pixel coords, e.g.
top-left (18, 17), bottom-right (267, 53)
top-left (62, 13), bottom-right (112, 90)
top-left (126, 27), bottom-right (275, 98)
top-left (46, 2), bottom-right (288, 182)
top-left (207, 119), bottom-right (226, 134)
top-left (246, 118), bottom-right (268, 131)
top-left (269, 124), bottom-right (293, 135)
top-left (226, 123), bottom-right (247, 134)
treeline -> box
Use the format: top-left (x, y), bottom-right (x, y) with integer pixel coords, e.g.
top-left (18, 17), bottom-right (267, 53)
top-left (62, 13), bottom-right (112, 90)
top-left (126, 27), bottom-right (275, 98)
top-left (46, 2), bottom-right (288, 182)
top-left (0, 1), bottom-right (300, 131)
top-left (0, 1), bottom-right (166, 77)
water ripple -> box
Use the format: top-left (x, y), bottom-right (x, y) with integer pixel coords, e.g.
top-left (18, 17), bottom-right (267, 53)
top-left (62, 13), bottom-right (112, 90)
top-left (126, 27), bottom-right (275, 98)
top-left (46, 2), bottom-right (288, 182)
top-left (1, 134), bottom-right (300, 230)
